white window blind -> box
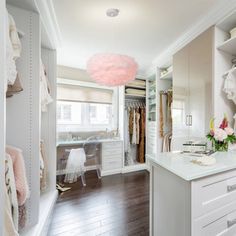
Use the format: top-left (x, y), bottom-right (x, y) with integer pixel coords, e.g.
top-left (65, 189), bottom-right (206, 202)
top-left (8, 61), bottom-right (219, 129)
top-left (57, 84), bottom-right (113, 104)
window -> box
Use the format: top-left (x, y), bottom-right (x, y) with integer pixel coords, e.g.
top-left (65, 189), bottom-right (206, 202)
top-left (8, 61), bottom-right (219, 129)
top-left (57, 82), bottom-right (115, 132)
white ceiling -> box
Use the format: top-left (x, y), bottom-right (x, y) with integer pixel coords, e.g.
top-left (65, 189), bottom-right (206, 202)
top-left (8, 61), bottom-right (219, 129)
top-left (52, 0), bottom-right (221, 75)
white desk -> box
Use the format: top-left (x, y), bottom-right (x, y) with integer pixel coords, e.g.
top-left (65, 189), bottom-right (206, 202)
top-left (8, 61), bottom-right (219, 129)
top-left (57, 139), bottom-right (123, 176)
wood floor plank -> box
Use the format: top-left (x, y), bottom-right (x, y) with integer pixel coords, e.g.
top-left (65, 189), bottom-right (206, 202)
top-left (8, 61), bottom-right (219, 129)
top-left (48, 171), bottom-right (149, 236)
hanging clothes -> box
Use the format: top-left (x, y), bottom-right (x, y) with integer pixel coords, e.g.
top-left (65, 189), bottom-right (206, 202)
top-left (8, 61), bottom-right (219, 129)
top-left (159, 93), bottom-right (164, 137)
top-left (135, 108), bottom-right (141, 145)
top-left (6, 10), bottom-right (17, 87)
top-left (6, 74), bottom-right (23, 97)
top-left (5, 154), bottom-right (18, 231)
top-left (4, 185), bottom-right (19, 236)
top-left (40, 140), bottom-right (47, 192)
top-left (138, 107), bottom-right (146, 163)
top-left (8, 13), bottom-right (21, 59)
top-left (223, 68), bottom-right (236, 104)
top-left (132, 109), bottom-right (137, 144)
top-left (162, 132), bottom-right (172, 152)
top-left (6, 145), bottom-right (29, 206)
top-left (40, 60), bottom-right (53, 112)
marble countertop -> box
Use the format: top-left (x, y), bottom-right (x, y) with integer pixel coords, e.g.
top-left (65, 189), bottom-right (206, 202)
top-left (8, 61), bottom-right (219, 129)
top-left (147, 151), bottom-right (236, 181)
top-left (57, 138), bottom-right (122, 147)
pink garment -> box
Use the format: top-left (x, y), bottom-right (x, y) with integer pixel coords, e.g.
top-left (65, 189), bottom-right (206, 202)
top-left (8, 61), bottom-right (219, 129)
top-left (6, 145), bottom-right (29, 206)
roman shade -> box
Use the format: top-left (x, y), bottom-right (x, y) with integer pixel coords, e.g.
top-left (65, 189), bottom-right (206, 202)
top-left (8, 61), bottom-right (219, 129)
top-left (57, 84), bottom-right (113, 104)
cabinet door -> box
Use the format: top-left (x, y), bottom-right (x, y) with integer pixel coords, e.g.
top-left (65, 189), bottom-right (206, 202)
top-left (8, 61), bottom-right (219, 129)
top-left (172, 45), bottom-right (190, 150)
top-left (188, 28), bottom-right (213, 140)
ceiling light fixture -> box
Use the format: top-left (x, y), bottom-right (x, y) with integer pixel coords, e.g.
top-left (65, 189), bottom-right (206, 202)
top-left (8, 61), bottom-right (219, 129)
top-left (106, 8), bottom-right (120, 17)
top-left (87, 53), bottom-right (138, 86)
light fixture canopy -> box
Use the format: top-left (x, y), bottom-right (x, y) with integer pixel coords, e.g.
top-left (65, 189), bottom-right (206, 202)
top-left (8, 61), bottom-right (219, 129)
top-left (87, 53), bottom-right (138, 86)
top-left (106, 8), bottom-right (120, 17)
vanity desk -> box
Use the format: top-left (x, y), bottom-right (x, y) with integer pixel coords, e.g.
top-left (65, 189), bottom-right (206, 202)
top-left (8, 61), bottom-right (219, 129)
top-left (148, 152), bottom-right (236, 236)
top-left (57, 139), bottom-right (123, 177)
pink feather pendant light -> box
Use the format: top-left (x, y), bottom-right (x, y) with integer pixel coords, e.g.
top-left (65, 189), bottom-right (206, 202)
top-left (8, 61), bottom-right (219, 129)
top-left (87, 53), bottom-right (138, 86)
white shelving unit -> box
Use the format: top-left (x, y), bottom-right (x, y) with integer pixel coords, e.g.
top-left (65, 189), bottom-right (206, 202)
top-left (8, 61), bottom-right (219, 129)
top-left (120, 78), bottom-right (148, 173)
top-left (160, 69), bottom-right (173, 80)
top-left (214, 13), bottom-right (236, 125)
top-left (1, 1), bottom-right (58, 235)
top-left (217, 36), bottom-right (236, 55)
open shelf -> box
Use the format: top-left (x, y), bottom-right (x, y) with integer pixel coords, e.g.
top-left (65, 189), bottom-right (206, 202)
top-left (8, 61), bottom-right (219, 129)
top-left (125, 85), bottom-right (146, 90)
top-left (125, 94), bottom-right (146, 99)
top-left (160, 70), bottom-right (173, 80)
top-left (217, 36), bottom-right (236, 55)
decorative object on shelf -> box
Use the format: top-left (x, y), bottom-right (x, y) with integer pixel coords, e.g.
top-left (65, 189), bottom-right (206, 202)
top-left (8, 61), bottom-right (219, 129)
top-left (206, 115), bottom-right (236, 152)
top-left (87, 53), bottom-right (138, 86)
top-left (230, 27), bottom-right (236, 39)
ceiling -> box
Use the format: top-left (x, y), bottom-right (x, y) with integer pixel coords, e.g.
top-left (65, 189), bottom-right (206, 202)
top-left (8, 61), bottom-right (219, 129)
top-left (52, 0), bottom-right (222, 75)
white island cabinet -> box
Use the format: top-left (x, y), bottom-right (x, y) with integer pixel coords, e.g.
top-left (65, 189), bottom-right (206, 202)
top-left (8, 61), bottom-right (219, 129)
top-left (148, 152), bottom-right (236, 236)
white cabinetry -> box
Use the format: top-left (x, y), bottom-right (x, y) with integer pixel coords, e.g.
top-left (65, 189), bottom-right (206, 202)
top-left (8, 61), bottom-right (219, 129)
top-left (147, 121), bottom-right (157, 155)
top-left (101, 141), bottom-right (123, 176)
top-left (172, 27), bottom-right (213, 150)
top-left (149, 156), bottom-right (236, 236)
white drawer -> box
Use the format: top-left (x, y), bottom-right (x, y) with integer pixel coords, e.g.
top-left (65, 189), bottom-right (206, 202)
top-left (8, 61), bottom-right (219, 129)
top-left (102, 141), bottom-right (122, 150)
top-left (192, 169), bottom-right (236, 219)
top-left (193, 200), bottom-right (236, 236)
top-left (102, 148), bottom-right (122, 156)
top-left (102, 154), bottom-right (122, 161)
top-left (102, 159), bottom-right (122, 171)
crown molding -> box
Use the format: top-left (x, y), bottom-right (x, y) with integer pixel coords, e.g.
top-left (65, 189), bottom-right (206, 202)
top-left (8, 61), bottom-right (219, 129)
top-left (151, 0), bottom-right (236, 68)
top-left (35, 0), bottom-right (62, 49)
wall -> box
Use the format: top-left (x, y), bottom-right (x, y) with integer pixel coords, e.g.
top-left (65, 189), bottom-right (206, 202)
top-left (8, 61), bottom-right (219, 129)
top-left (57, 65), bottom-right (93, 82)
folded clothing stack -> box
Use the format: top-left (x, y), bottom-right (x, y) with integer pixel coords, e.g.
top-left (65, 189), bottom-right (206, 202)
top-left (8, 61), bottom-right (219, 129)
top-left (126, 79), bottom-right (146, 88)
top-left (125, 88), bottom-right (146, 96)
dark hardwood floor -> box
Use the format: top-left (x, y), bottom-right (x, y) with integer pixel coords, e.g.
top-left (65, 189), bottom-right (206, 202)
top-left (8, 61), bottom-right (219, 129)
top-left (48, 170), bottom-right (149, 236)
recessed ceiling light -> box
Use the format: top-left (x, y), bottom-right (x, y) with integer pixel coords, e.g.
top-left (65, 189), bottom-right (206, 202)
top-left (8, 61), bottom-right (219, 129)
top-left (106, 8), bottom-right (120, 17)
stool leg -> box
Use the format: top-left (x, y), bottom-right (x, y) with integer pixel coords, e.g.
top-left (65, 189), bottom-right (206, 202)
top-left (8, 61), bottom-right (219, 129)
top-left (81, 172), bottom-right (86, 186)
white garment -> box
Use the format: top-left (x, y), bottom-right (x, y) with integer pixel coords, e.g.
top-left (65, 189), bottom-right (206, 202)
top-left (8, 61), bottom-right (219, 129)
top-left (4, 185), bottom-right (19, 236)
top-left (132, 110), bottom-right (137, 144)
top-left (5, 154), bottom-right (19, 232)
top-left (124, 108), bottom-right (129, 152)
top-left (223, 68), bottom-right (236, 104)
top-left (64, 148), bottom-right (86, 183)
top-left (6, 10), bottom-right (17, 86)
top-left (8, 13), bottom-right (21, 59)
top-left (40, 60), bottom-right (53, 112)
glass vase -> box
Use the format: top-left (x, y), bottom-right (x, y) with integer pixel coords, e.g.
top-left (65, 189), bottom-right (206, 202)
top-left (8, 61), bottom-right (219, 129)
top-left (213, 141), bottom-right (228, 152)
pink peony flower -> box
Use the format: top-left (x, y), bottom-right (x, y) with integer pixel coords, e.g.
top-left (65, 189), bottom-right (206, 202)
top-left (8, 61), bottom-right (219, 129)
top-left (214, 128), bottom-right (227, 142)
top-left (225, 127), bottom-right (234, 135)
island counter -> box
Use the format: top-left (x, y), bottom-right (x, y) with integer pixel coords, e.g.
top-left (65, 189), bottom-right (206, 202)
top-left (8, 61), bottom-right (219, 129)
top-left (147, 151), bottom-right (236, 236)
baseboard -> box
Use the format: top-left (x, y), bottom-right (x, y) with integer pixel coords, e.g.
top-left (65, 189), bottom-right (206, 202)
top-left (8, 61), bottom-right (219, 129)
top-left (101, 168), bottom-right (122, 176)
top-left (122, 163), bottom-right (148, 174)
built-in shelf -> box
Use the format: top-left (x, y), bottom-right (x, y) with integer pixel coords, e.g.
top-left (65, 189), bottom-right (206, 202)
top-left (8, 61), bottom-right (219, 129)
top-left (149, 102), bottom-right (156, 106)
top-left (160, 70), bottom-right (173, 80)
top-left (125, 85), bottom-right (146, 90)
top-left (217, 36), bottom-right (236, 55)
top-left (125, 94), bottom-right (146, 99)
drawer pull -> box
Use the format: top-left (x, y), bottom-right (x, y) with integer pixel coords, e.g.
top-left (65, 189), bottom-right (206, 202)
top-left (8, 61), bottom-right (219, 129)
top-left (227, 219), bottom-right (236, 228)
top-left (227, 184), bottom-right (236, 192)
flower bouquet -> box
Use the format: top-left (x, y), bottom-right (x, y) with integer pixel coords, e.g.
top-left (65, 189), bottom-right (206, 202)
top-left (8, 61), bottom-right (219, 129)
top-left (206, 115), bottom-right (236, 152)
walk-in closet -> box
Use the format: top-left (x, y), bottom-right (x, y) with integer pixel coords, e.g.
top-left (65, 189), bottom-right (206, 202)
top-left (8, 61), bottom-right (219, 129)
top-left (2, 0), bottom-right (236, 236)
